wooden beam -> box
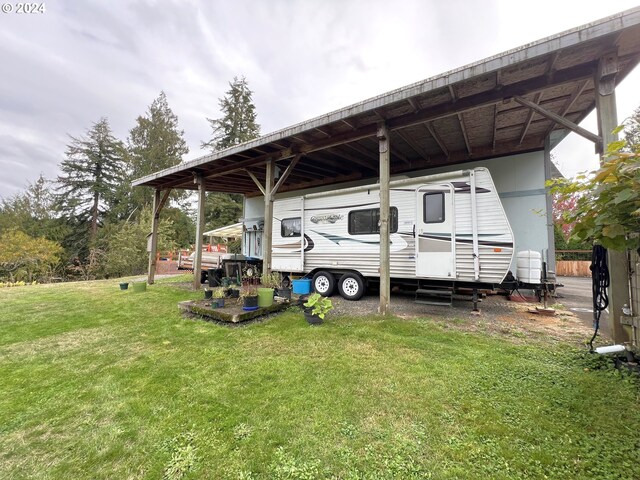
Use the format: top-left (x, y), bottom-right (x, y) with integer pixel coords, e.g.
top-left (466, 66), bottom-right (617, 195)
top-left (263, 160), bottom-right (274, 275)
top-left (542, 80), bottom-right (590, 139)
top-left (326, 147), bottom-right (377, 171)
top-left (147, 189), bottom-right (161, 285)
top-left (395, 128), bottom-right (428, 160)
top-left (513, 95), bottom-right (601, 145)
top-left (547, 52), bottom-right (560, 73)
top-left (406, 97), bottom-right (419, 113)
top-left (342, 141), bottom-right (378, 160)
top-left (245, 169), bottom-right (266, 196)
top-left (425, 122), bottom-right (449, 157)
top-left (457, 113), bottom-right (472, 155)
top-left (271, 154), bottom-right (303, 198)
top-left (315, 127), bottom-right (331, 138)
top-left (192, 175), bottom-right (206, 291)
top-left (492, 104), bottom-right (499, 150)
top-left (341, 119), bottom-right (357, 130)
top-left (378, 123), bottom-right (391, 316)
top-left (519, 92), bottom-right (542, 145)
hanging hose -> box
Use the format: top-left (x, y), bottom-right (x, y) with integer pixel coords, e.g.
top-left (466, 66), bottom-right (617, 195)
top-left (590, 245), bottom-right (610, 352)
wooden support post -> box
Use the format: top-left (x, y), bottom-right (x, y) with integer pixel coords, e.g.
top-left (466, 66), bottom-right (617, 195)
top-left (263, 160), bottom-right (275, 275)
top-left (543, 137), bottom-right (556, 274)
top-left (595, 51), bottom-right (629, 343)
top-left (193, 175), bottom-right (206, 291)
top-left (378, 123), bottom-right (391, 315)
top-left (147, 189), bottom-right (161, 285)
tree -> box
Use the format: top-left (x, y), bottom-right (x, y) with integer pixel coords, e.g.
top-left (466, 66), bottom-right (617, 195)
top-left (201, 77), bottom-right (260, 232)
top-left (549, 119), bottom-right (640, 252)
top-left (201, 76), bottom-right (260, 151)
top-left (99, 208), bottom-right (177, 278)
top-left (55, 118), bottom-right (126, 244)
top-left (0, 229), bottom-right (63, 282)
top-left (127, 91), bottom-right (189, 209)
top-left (623, 105), bottom-right (640, 151)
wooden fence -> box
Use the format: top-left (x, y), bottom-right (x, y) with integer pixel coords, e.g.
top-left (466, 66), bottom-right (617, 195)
top-left (556, 250), bottom-right (591, 277)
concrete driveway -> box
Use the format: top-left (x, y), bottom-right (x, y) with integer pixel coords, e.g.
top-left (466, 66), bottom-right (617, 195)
top-left (555, 275), bottom-right (606, 330)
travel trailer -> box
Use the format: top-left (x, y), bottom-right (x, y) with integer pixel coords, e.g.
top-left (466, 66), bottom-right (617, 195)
top-left (269, 167), bottom-right (515, 300)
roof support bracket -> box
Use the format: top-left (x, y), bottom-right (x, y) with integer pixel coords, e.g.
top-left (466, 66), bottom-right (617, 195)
top-left (245, 169), bottom-right (266, 196)
top-left (271, 154), bottom-right (303, 200)
top-left (513, 96), bottom-right (601, 146)
top-left (155, 188), bottom-right (172, 218)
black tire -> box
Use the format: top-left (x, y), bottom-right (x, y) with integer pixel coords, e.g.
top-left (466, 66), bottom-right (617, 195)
top-left (338, 272), bottom-right (365, 301)
top-left (312, 270), bottom-right (336, 297)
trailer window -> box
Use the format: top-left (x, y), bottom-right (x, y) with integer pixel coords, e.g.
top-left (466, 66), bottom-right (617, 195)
top-left (423, 192), bottom-right (445, 223)
top-left (348, 207), bottom-right (398, 235)
top-left (281, 217), bottom-right (301, 237)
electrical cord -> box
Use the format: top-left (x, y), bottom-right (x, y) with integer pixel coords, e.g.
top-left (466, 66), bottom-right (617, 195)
top-left (590, 245), bottom-right (609, 352)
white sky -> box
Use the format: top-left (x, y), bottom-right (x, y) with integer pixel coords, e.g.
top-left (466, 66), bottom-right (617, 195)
top-left (1, 0), bottom-right (639, 199)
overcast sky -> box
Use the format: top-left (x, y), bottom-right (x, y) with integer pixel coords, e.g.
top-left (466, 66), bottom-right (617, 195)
top-left (1, 0), bottom-right (639, 199)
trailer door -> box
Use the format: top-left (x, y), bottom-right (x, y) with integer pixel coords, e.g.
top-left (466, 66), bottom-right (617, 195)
top-left (415, 184), bottom-right (456, 279)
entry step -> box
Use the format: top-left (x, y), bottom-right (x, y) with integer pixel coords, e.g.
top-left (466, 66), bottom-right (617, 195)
top-left (415, 288), bottom-right (453, 307)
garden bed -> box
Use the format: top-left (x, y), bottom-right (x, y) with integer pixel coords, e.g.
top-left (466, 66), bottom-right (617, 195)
top-left (178, 298), bottom-right (290, 323)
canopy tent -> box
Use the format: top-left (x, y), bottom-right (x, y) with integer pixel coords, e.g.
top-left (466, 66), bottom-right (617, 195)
top-left (203, 222), bottom-right (243, 240)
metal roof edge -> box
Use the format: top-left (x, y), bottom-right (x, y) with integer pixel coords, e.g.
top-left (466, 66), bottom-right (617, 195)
top-left (133, 6), bottom-right (640, 187)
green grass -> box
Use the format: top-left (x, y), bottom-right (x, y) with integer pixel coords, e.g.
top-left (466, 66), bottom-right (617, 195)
top-left (0, 276), bottom-right (638, 479)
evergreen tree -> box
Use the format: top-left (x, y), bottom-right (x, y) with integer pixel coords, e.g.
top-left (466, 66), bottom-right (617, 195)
top-left (127, 91), bottom-right (189, 209)
top-left (55, 118), bottom-right (126, 244)
top-left (201, 76), bottom-right (261, 231)
top-left (201, 76), bottom-right (260, 151)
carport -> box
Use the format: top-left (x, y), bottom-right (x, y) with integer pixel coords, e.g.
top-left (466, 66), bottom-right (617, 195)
top-left (134, 8), bottom-right (640, 342)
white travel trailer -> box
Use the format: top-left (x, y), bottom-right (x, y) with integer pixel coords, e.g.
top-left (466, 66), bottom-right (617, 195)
top-left (270, 167), bottom-right (514, 300)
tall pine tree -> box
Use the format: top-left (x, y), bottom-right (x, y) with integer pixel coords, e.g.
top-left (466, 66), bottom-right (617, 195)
top-left (55, 118), bottom-right (126, 245)
top-left (202, 76), bottom-right (260, 151)
top-left (202, 76), bottom-right (261, 231)
top-left (127, 91), bottom-right (189, 209)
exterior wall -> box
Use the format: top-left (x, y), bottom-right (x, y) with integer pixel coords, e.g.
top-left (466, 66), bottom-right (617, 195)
top-left (243, 151), bottom-right (553, 275)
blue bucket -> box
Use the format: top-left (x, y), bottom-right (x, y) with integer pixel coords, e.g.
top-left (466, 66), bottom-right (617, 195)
top-left (292, 279), bottom-right (312, 295)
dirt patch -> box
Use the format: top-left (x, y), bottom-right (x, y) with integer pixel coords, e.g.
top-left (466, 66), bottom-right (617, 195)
top-left (327, 291), bottom-right (595, 346)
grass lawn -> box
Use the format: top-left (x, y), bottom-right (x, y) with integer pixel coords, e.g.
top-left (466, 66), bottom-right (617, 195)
top-left (0, 276), bottom-right (638, 479)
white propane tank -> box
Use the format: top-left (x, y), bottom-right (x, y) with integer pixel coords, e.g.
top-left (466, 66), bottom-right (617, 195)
top-left (516, 250), bottom-right (542, 284)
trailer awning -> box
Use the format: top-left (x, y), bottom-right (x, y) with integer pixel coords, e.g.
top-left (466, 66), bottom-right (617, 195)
top-left (133, 8), bottom-right (640, 197)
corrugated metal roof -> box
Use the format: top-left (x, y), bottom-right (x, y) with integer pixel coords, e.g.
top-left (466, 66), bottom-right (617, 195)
top-left (133, 7), bottom-right (640, 195)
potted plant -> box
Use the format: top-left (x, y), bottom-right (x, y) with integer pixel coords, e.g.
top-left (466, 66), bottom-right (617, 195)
top-left (204, 287), bottom-right (213, 300)
top-left (258, 272), bottom-right (280, 308)
top-left (226, 285), bottom-right (240, 298)
top-left (241, 285), bottom-right (259, 310)
top-left (303, 292), bottom-right (333, 324)
top-left (119, 282), bottom-right (129, 290)
top-left (212, 287), bottom-right (225, 308)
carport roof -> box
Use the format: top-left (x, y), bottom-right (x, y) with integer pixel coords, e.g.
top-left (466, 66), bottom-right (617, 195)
top-left (133, 7), bottom-right (640, 196)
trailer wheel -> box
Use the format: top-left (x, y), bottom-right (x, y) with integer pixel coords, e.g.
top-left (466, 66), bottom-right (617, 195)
top-left (338, 273), bottom-right (365, 301)
top-left (312, 271), bottom-right (336, 296)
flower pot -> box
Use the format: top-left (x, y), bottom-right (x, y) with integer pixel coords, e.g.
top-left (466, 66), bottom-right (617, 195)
top-left (226, 288), bottom-right (240, 298)
top-left (215, 298), bottom-right (225, 308)
top-left (204, 290), bottom-right (213, 300)
top-left (304, 308), bottom-right (322, 325)
top-left (257, 287), bottom-right (274, 307)
top-left (276, 287), bottom-right (292, 300)
top-left (242, 295), bottom-right (259, 311)
top-left (119, 282), bottom-right (129, 291)
top-left (132, 282), bottom-right (146, 293)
